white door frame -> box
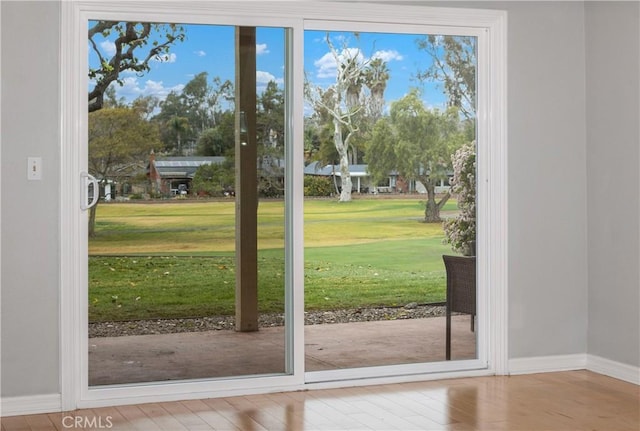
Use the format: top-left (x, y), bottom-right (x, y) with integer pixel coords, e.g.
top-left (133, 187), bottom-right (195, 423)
top-left (60, 0), bottom-right (507, 411)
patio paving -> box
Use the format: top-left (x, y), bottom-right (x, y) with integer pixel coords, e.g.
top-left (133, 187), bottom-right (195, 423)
top-left (89, 315), bottom-right (476, 386)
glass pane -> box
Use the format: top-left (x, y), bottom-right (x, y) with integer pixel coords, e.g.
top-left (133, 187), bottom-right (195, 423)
top-left (87, 22), bottom-right (288, 385)
top-left (303, 30), bottom-right (477, 370)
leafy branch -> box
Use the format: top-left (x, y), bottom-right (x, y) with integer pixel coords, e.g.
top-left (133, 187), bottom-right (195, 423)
top-left (88, 21), bottom-right (185, 112)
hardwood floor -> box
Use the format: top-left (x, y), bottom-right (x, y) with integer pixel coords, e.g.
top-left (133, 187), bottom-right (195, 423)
top-left (2, 371), bottom-right (638, 430)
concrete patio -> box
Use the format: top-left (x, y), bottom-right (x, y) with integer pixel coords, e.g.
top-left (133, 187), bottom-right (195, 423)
top-left (89, 315), bottom-right (476, 386)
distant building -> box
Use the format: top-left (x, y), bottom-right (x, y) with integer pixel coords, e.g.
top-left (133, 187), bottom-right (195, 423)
top-left (303, 161), bottom-right (452, 194)
top-left (147, 153), bottom-right (225, 196)
top-left (303, 162), bottom-right (378, 193)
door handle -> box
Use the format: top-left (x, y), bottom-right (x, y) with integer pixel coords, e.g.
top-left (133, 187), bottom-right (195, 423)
top-left (80, 172), bottom-right (99, 211)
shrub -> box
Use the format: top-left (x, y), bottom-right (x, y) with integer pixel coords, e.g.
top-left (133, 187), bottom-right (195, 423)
top-left (192, 162), bottom-right (234, 197)
top-left (304, 176), bottom-right (333, 196)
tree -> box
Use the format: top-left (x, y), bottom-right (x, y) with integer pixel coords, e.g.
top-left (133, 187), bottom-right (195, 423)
top-left (367, 90), bottom-right (464, 222)
top-left (257, 81), bottom-right (284, 145)
top-left (153, 74), bottom-right (234, 154)
top-left (196, 111), bottom-right (235, 156)
top-left (304, 92), bottom-right (340, 163)
top-left (103, 85), bottom-right (125, 108)
top-left (197, 128), bottom-right (225, 157)
top-left (153, 91), bottom-right (187, 152)
top-left (88, 107), bottom-right (160, 236)
top-left (304, 116), bottom-right (341, 195)
top-left (305, 34), bottom-right (372, 202)
top-left (347, 57), bottom-right (392, 165)
top-left (257, 81), bottom-right (285, 197)
top-left (166, 116), bottom-right (191, 155)
top-left (364, 57), bottom-right (390, 122)
top-left (415, 35), bottom-right (476, 120)
top-left (181, 72), bottom-right (210, 134)
top-left (364, 117), bottom-right (397, 184)
top-left (416, 34), bottom-right (477, 239)
top-left (88, 21), bottom-right (185, 112)
top-left (131, 95), bottom-right (160, 120)
top-left (180, 72), bottom-right (234, 134)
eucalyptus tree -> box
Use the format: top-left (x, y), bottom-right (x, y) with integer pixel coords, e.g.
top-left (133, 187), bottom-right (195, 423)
top-left (415, 35), bottom-right (476, 120)
top-left (305, 88), bottom-right (339, 162)
top-left (181, 72), bottom-right (234, 134)
top-left (153, 73), bottom-right (234, 154)
top-left (305, 34), bottom-right (375, 202)
top-left (130, 95), bottom-right (160, 120)
top-left (257, 81), bottom-right (286, 197)
top-left (103, 86), bottom-right (126, 108)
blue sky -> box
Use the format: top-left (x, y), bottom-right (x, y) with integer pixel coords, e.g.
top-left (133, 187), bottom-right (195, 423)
top-left (89, 23), bottom-right (450, 113)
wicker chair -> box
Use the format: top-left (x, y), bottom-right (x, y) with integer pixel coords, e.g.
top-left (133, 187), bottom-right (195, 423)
top-left (443, 255), bottom-right (477, 360)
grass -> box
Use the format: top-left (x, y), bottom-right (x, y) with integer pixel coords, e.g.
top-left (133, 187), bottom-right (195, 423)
top-left (304, 237), bottom-right (451, 309)
top-left (89, 254), bottom-right (283, 321)
top-left (89, 197), bottom-right (458, 322)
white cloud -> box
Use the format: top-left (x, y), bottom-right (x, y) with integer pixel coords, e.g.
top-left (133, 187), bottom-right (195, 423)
top-left (313, 47), bottom-right (404, 82)
top-left (257, 70), bottom-right (284, 85)
top-left (314, 48), bottom-right (364, 79)
top-left (314, 52), bottom-right (338, 79)
top-left (256, 43), bottom-right (270, 55)
top-left (116, 77), bottom-right (184, 100)
top-left (99, 40), bottom-right (116, 57)
top-left (194, 50), bottom-right (206, 57)
top-left (152, 53), bottom-right (177, 63)
top-left (372, 50), bottom-right (404, 62)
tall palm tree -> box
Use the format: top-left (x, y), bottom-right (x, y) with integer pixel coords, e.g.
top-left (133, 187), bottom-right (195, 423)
top-left (364, 58), bottom-right (390, 121)
top-left (167, 116), bottom-right (191, 155)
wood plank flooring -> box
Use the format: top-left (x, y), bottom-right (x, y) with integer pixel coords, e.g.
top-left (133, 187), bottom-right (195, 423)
top-left (2, 371), bottom-right (638, 430)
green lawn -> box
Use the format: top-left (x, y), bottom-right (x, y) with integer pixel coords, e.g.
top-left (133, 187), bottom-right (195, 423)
top-left (89, 198), bottom-right (458, 322)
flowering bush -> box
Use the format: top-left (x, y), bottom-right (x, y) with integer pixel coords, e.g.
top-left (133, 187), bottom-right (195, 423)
top-left (443, 141), bottom-right (476, 255)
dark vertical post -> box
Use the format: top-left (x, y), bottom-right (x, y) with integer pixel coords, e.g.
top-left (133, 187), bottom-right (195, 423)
top-left (235, 27), bottom-right (258, 332)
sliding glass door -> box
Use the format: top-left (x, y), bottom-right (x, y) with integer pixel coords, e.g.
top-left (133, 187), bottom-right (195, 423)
top-left (86, 21), bottom-right (292, 385)
top-left (62, 0), bottom-right (505, 410)
top-left (302, 26), bottom-right (479, 377)
top-left (84, 15), bottom-right (481, 387)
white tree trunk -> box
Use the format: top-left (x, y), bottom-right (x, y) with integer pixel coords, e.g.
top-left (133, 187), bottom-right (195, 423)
top-left (339, 152), bottom-right (352, 202)
top-left (334, 119), bottom-right (352, 202)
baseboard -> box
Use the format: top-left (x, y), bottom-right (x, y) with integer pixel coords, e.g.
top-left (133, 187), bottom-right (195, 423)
top-left (508, 354), bottom-right (587, 375)
top-left (508, 353), bottom-right (639, 386)
top-left (1, 356), bottom-right (635, 416)
top-left (587, 354), bottom-right (640, 385)
top-left (0, 394), bottom-right (62, 417)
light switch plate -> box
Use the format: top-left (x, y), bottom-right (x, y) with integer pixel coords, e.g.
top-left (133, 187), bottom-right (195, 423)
top-left (28, 157), bottom-right (42, 180)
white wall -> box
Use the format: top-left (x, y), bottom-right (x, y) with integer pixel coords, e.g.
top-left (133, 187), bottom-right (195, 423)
top-left (423, 0), bottom-right (589, 359)
top-left (497, 0), bottom-right (589, 359)
top-left (585, 1), bottom-right (640, 368)
top-left (0, 0), bottom-right (637, 401)
top-left (1, 1), bottom-right (61, 397)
